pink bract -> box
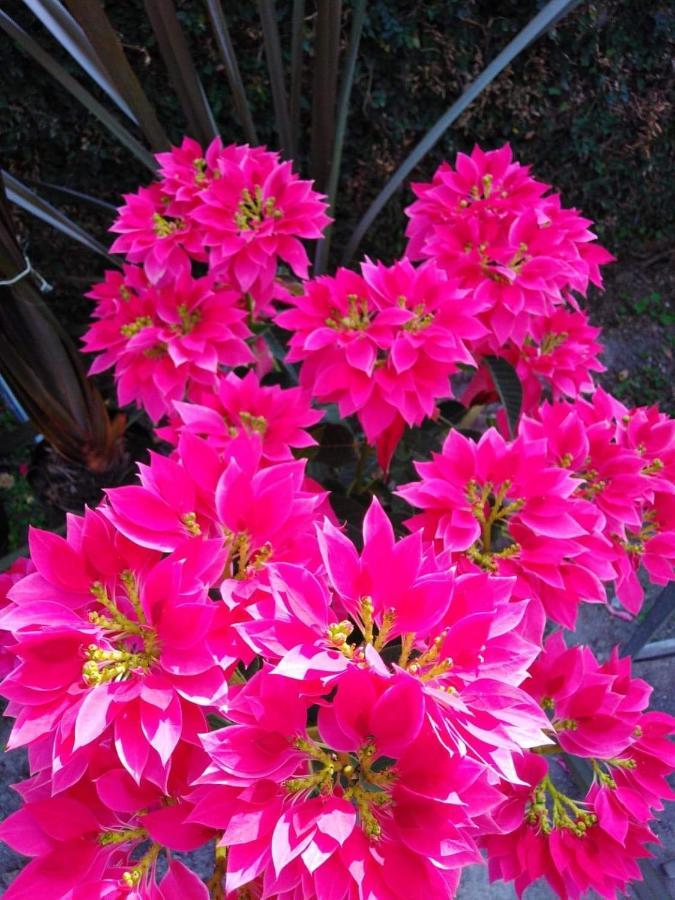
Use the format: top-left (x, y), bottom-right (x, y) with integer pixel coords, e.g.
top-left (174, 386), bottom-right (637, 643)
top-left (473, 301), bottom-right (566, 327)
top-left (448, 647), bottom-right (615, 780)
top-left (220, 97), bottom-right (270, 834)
top-left (398, 426), bottom-right (614, 627)
top-left (84, 268), bottom-right (252, 422)
top-left (158, 369), bottom-right (322, 462)
top-left (405, 143), bottom-right (614, 346)
top-left (277, 257), bottom-right (485, 468)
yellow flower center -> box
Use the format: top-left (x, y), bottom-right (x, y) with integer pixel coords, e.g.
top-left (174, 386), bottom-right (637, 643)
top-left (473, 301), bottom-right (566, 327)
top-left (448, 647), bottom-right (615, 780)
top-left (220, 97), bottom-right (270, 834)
top-left (539, 331), bottom-right (569, 355)
top-left (234, 185), bottom-right (282, 231)
top-left (120, 315), bottom-right (153, 338)
top-left (464, 479), bottom-right (524, 572)
top-left (326, 294), bottom-right (372, 332)
top-left (285, 737), bottom-right (395, 839)
top-left (82, 572), bottom-right (159, 687)
top-left (239, 411), bottom-right (268, 435)
top-left (152, 213), bottom-right (184, 238)
top-left (526, 774), bottom-right (597, 837)
top-left (172, 304), bottom-right (201, 336)
top-left (222, 529), bottom-right (273, 580)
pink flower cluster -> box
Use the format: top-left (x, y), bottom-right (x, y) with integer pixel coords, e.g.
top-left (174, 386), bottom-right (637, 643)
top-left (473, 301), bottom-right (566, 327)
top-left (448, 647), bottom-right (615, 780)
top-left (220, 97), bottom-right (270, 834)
top-left (84, 139), bottom-right (329, 420)
top-left (274, 145), bottom-right (613, 463)
top-left (403, 146), bottom-right (614, 423)
top-left (399, 387), bottom-right (675, 625)
top-left (405, 144), bottom-right (613, 344)
top-left (1, 142), bottom-right (674, 900)
top-left (277, 258), bottom-right (485, 468)
top-left (482, 633), bottom-right (675, 899)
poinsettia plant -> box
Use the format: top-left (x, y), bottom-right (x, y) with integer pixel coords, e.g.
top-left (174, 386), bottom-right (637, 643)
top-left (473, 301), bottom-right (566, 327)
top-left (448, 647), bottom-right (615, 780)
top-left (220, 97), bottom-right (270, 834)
top-left (0, 142), bottom-right (673, 900)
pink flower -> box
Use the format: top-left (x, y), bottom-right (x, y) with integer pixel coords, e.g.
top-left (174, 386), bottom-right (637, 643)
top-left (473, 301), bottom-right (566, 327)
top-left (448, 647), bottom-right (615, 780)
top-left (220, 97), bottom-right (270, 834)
top-left (0, 551), bottom-right (230, 784)
top-left (520, 393), bottom-right (673, 613)
top-left (405, 144), bottom-right (613, 346)
top-left (466, 306), bottom-right (605, 414)
top-left (525, 633), bottom-right (650, 758)
top-left (521, 399), bottom-right (649, 530)
top-left (105, 434), bottom-right (326, 577)
top-left (482, 638), bottom-right (675, 899)
top-left (191, 666), bottom-right (496, 898)
top-left (398, 427), bottom-right (612, 627)
top-left (405, 144), bottom-right (551, 259)
top-left (267, 498), bottom-right (550, 780)
top-left (158, 369), bottom-right (322, 462)
top-left (1, 742), bottom-right (212, 898)
top-left (277, 258), bottom-right (485, 468)
top-left (84, 268), bottom-right (252, 422)
top-left (155, 135), bottom-right (227, 207)
top-left (611, 402), bottom-right (675, 608)
top-left (190, 143), bottom-right (330, 290)
top-left (110, 183), bottom-right (205, 285)
top-left (0, 557), bottom-right (34, 679)
top-left (481, 751), bottom-right (657, 900)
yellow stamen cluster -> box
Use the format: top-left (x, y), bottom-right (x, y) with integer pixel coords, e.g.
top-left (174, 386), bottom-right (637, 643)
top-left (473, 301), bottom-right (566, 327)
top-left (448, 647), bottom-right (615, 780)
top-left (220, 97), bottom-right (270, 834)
top-left (590, 756), bottom-right (636, 791)
top-left (406, 629), bottom-right (454, 682)
top-left (554, 717), bottom-right (578, 732)
top-left (478, 241), bottom-right (530, 284)
top-left (152, 212), bottom-right (184, 238)
top-left (642, 457), bottom-right (664, 476)
top-left (173, 303), bottom-right (202, 336)
top-left (121, 842), bottom-right (161, 888)
top-left (120, 315), bottom-right (153, 338)
top-left (234, 185), bottom-right (282, 231)
top-left (193, 157), bottom-right (208, 186)
top-left (285, 737), bottom-right (395, 840)
top-left (82, 644), bottom-right (154, 686)
top-left (618, 512), bottom-right (658, 556)
top-left (539, 331), bottom-right (569, 355)
top-left (468, 173), bottom-right (494, 201)
top-left (181, 511), bottom-right (202, 536)
top-left (239, 411), bottom-right (268, 435)
top-left (576, 465), bottom-right (608, 500)
top-left (326, 294), bottom-right (372, 332)
top-left (143, 342), bottom-right (168, 359)
top-left (526, 775), bottom-right (597, 837)
top-left (465, 479), bottom-right (525, 571)
top-left (403, 302), bottom-right (435, 333)
top-left (327, 620), bottom-right (354, 656)
top-left (82, 575), bottom-right (159, 688)
top-left (222, 530), bottom-right (273, 580)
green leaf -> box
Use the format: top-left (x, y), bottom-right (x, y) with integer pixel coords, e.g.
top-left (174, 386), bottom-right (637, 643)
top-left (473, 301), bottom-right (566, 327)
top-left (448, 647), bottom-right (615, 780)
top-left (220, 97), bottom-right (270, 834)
top-left (341, 0), bottom-right (581, 263)
top-left (483, 356), bottom-right (523, 439)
